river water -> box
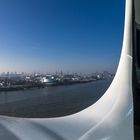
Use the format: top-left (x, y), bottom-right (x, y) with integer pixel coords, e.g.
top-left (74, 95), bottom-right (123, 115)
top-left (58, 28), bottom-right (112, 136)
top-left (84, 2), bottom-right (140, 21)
top-left (0, 79), bottom-right (112, 118)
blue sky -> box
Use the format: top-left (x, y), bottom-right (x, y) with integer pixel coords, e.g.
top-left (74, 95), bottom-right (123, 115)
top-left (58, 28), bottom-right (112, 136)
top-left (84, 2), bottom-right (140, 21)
top-left (0, 0), bottom-right (125, 74)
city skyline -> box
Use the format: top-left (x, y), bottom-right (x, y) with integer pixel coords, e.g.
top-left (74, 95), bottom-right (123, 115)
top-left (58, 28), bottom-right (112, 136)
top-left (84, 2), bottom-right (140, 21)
top-left (0, 0), bottom-right (125, 73)
top-left (0, 69), bottom-right (114, 76)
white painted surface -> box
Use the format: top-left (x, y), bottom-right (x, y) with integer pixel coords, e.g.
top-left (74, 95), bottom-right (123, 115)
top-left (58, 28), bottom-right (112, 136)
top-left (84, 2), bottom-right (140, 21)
top-left (0, 0), bottom-right (134, 139)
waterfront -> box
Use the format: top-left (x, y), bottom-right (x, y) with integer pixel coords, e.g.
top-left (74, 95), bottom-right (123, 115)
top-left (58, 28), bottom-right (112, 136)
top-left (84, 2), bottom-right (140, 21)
top-left (0, 79), bottom-right (112, 118)
top-left (0, 71), bottom-right (114, 91)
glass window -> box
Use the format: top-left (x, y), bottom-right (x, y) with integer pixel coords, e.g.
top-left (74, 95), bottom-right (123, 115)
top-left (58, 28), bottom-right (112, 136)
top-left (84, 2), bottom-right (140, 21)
top-left (0, 0), bottom-right (124, 118)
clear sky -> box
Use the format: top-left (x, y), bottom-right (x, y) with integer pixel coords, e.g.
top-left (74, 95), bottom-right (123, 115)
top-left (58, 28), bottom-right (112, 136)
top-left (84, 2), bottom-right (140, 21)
top-left (0, 0), bottom-right (125, 74)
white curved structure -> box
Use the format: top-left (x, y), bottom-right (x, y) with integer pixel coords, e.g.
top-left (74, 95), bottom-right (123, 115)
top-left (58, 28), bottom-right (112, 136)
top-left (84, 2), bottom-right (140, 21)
top-left (0, 0), bottom-right (134, 139)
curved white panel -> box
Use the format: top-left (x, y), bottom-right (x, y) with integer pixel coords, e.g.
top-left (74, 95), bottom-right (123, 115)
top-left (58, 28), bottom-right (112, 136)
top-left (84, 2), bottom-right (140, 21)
top-left (0, 0), bottom-right (134, 139)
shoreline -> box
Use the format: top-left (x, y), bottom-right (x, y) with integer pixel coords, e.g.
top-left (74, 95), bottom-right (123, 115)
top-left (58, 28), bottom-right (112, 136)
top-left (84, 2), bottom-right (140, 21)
top-left (0, 79), bottom-right (98, 92)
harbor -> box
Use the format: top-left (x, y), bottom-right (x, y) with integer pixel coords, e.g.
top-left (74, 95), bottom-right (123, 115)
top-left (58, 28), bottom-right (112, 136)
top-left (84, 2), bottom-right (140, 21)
top-left (0, 72), bottom-right (114, 92)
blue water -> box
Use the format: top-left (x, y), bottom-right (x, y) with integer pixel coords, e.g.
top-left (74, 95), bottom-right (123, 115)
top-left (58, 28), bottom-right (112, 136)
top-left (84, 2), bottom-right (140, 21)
top-left (0, 79), bottom-right (112, 118)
